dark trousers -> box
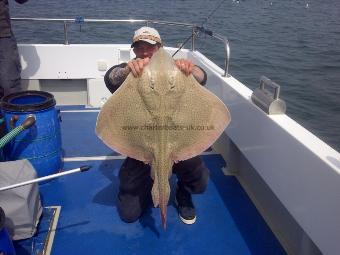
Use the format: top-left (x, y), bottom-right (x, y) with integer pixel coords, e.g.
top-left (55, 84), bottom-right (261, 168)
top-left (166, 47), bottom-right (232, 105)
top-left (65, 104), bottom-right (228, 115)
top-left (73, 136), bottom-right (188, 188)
top-left (0, 35), bottom-right (22, 98)
top-left (117, 156), bottom-right (209, 223)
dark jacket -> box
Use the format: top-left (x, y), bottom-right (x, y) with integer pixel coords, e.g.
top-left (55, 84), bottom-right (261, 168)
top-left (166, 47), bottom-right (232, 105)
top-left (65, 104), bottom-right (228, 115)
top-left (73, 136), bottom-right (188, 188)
top-left (0, 0), bottom-right (29, 38)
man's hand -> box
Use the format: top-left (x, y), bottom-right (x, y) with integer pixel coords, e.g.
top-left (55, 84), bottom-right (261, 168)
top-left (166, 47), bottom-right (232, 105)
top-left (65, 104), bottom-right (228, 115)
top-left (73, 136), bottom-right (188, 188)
top-left (127, 58), bottom-right (150, 77)
top-left (175, 59), bottom-right (194, 76)
top-left (175, 59), bottom-right (205, 84)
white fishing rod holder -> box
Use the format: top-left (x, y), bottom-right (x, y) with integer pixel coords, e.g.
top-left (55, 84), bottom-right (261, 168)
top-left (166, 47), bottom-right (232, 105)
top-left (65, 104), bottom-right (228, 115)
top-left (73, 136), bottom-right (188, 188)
top-left (251, 76), bottom-right (286, 115)
top-left (11, 17), bottom-right (231, 77)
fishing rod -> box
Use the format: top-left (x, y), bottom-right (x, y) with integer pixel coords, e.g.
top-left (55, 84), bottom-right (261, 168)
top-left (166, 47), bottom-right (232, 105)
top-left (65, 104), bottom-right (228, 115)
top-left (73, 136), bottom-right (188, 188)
top-left (172, 0), bottom-right (227, 57)
top-left (200, 0), bottom-right (227, 28)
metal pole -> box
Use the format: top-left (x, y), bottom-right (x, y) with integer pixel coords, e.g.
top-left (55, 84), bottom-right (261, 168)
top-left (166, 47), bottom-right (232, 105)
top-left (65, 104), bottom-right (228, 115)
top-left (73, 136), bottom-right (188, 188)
top-left (64, 21), bottom-right (69, 45)
top-left (191, 27), bottom-right (196, 51)
top-left (0, 166), bottom-right (91, 192)
top-left (224, 40), bottom-right (230, 77)
top-left (212, 33), bottom-right (230, 77)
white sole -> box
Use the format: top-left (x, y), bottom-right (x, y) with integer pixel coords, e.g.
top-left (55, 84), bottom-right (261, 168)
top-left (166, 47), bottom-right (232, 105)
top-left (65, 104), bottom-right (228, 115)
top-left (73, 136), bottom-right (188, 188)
top-left (174, 197), bottom-right (197, 225)
top-left (179, 214), bottom-right (196, 225)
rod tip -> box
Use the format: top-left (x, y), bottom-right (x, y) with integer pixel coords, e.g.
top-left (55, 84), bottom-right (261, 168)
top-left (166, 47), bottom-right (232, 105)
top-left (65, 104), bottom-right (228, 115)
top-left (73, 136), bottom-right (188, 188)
top-left (80, 165), bottom-right (91, 172)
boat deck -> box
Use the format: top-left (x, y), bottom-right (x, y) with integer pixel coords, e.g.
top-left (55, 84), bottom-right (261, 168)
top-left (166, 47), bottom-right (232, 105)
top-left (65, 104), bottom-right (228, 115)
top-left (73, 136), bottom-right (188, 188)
top-left (14, 106), bottom-right (286, 255)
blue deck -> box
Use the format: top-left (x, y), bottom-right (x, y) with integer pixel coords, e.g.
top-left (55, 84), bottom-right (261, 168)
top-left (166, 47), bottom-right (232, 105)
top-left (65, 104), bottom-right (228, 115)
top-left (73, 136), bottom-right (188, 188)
top-left (14, 106), bottom-right (286, 255)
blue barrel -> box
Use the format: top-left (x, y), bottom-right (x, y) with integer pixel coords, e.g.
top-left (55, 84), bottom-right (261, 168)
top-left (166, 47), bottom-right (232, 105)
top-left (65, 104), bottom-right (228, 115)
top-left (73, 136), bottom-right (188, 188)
top-left (0, 207), bottom-right (16, 255)
top-left (1, 91), bottom-right (62, 178)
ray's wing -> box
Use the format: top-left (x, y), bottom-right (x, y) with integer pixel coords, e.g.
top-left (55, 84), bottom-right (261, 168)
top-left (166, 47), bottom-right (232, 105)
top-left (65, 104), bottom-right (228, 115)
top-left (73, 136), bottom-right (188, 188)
top-left (169, 75), bottom-right (231, 162)
top-left (95, 74), bottom-right (153, 162)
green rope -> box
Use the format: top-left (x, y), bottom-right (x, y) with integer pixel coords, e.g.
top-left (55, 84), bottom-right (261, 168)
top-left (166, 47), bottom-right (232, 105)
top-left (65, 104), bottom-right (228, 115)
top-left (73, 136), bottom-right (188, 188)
top-left (0, 126), bottom-right (25, 149)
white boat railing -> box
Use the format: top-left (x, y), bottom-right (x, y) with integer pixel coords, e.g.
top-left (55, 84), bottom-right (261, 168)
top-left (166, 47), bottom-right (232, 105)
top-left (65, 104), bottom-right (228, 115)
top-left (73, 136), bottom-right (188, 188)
top-left (12, 17), bottom-right (230, 77)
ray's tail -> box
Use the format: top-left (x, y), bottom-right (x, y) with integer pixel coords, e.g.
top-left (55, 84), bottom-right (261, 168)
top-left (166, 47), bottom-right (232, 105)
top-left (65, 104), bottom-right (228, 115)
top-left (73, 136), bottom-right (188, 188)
top-left (151, 159), bottom-right (172, 229)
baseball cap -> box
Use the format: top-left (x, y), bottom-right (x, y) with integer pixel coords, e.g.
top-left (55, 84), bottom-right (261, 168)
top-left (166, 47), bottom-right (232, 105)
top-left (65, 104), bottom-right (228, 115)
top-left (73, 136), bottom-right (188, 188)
top-left (131, 26), bottom-right (162, 47)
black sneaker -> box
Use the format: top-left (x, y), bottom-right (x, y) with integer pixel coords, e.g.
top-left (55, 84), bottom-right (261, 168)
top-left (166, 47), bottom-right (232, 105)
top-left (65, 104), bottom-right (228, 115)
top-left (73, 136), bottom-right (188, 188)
top-left (175, 185), bottom-right (196, 224)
